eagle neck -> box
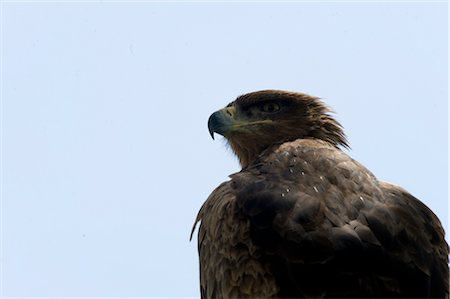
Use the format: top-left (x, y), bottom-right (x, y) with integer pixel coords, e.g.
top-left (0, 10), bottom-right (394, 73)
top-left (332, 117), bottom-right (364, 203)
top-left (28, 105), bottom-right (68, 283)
top-left (229, 141), bottom-right (266, 169)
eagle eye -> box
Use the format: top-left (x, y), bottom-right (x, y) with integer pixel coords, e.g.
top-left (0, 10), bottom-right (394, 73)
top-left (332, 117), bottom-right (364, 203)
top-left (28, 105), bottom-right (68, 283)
top-left (261, 102), bottom-right (280, 113)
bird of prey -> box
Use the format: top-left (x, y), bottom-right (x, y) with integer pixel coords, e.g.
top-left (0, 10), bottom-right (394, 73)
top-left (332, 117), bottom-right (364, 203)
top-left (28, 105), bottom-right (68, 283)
top-left (191, 90), bottom-right (448, 298)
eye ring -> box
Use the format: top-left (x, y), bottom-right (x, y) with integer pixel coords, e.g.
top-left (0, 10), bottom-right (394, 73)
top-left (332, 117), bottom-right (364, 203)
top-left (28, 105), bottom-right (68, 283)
top-left (262, 102), bottom-right (281, 113)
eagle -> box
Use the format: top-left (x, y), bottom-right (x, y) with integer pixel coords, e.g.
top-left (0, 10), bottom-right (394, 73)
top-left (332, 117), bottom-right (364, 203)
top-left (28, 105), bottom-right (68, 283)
top-left (191, 90), bottom-right (449, 298)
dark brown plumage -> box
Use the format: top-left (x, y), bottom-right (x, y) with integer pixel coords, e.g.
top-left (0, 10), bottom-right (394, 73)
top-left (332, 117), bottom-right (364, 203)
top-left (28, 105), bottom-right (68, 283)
top-left (192, 90), bottom-right (449, 298)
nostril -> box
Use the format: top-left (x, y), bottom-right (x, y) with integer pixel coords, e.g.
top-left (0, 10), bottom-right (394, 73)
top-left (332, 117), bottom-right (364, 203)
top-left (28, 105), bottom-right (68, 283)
top-left (226, 109), bottom-right (233, 117)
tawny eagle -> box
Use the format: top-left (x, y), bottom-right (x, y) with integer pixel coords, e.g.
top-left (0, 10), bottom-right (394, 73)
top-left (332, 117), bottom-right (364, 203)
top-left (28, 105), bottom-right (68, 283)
top-left (191, 90), bottom-right (448, 298)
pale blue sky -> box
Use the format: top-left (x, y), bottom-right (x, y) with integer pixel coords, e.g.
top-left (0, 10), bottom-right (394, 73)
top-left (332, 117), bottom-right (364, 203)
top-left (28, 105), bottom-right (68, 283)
top-left (1, 2), bottom-right (447, 298)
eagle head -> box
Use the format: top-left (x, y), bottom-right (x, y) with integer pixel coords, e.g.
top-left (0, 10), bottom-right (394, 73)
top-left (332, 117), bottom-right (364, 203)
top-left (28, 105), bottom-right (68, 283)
top-left (208, 90), bottom-right (349, 168)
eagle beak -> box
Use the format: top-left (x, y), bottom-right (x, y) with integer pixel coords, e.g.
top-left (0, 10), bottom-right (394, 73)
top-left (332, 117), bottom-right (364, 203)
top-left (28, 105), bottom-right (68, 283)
top-left (207, 107), bottom-right (236, 140)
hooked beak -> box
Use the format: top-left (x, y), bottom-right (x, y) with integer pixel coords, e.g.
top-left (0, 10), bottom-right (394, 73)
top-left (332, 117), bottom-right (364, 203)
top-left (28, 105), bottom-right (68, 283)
top-left (207, 106), bottom-right (236, 140)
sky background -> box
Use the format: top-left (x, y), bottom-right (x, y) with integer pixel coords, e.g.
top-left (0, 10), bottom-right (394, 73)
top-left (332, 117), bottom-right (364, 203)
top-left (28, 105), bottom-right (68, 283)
top-left (1, 1), bottom-right (448, 298)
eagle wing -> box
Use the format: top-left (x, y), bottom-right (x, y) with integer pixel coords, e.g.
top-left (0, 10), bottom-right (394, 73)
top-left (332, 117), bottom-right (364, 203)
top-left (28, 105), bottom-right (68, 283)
top-left (229, 139), bottom-right (449, 298)
top-left (192, 182), bottom-right (279, 298)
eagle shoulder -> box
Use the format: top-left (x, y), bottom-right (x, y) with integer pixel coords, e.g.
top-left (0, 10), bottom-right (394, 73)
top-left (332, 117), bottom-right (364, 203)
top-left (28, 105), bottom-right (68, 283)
top-left (229, 138), bottom-right (448, 298)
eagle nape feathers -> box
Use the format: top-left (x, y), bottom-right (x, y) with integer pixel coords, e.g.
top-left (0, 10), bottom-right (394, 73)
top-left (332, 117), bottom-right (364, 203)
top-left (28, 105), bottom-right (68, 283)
top-left (192, 90), bottom-right (449, 299)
